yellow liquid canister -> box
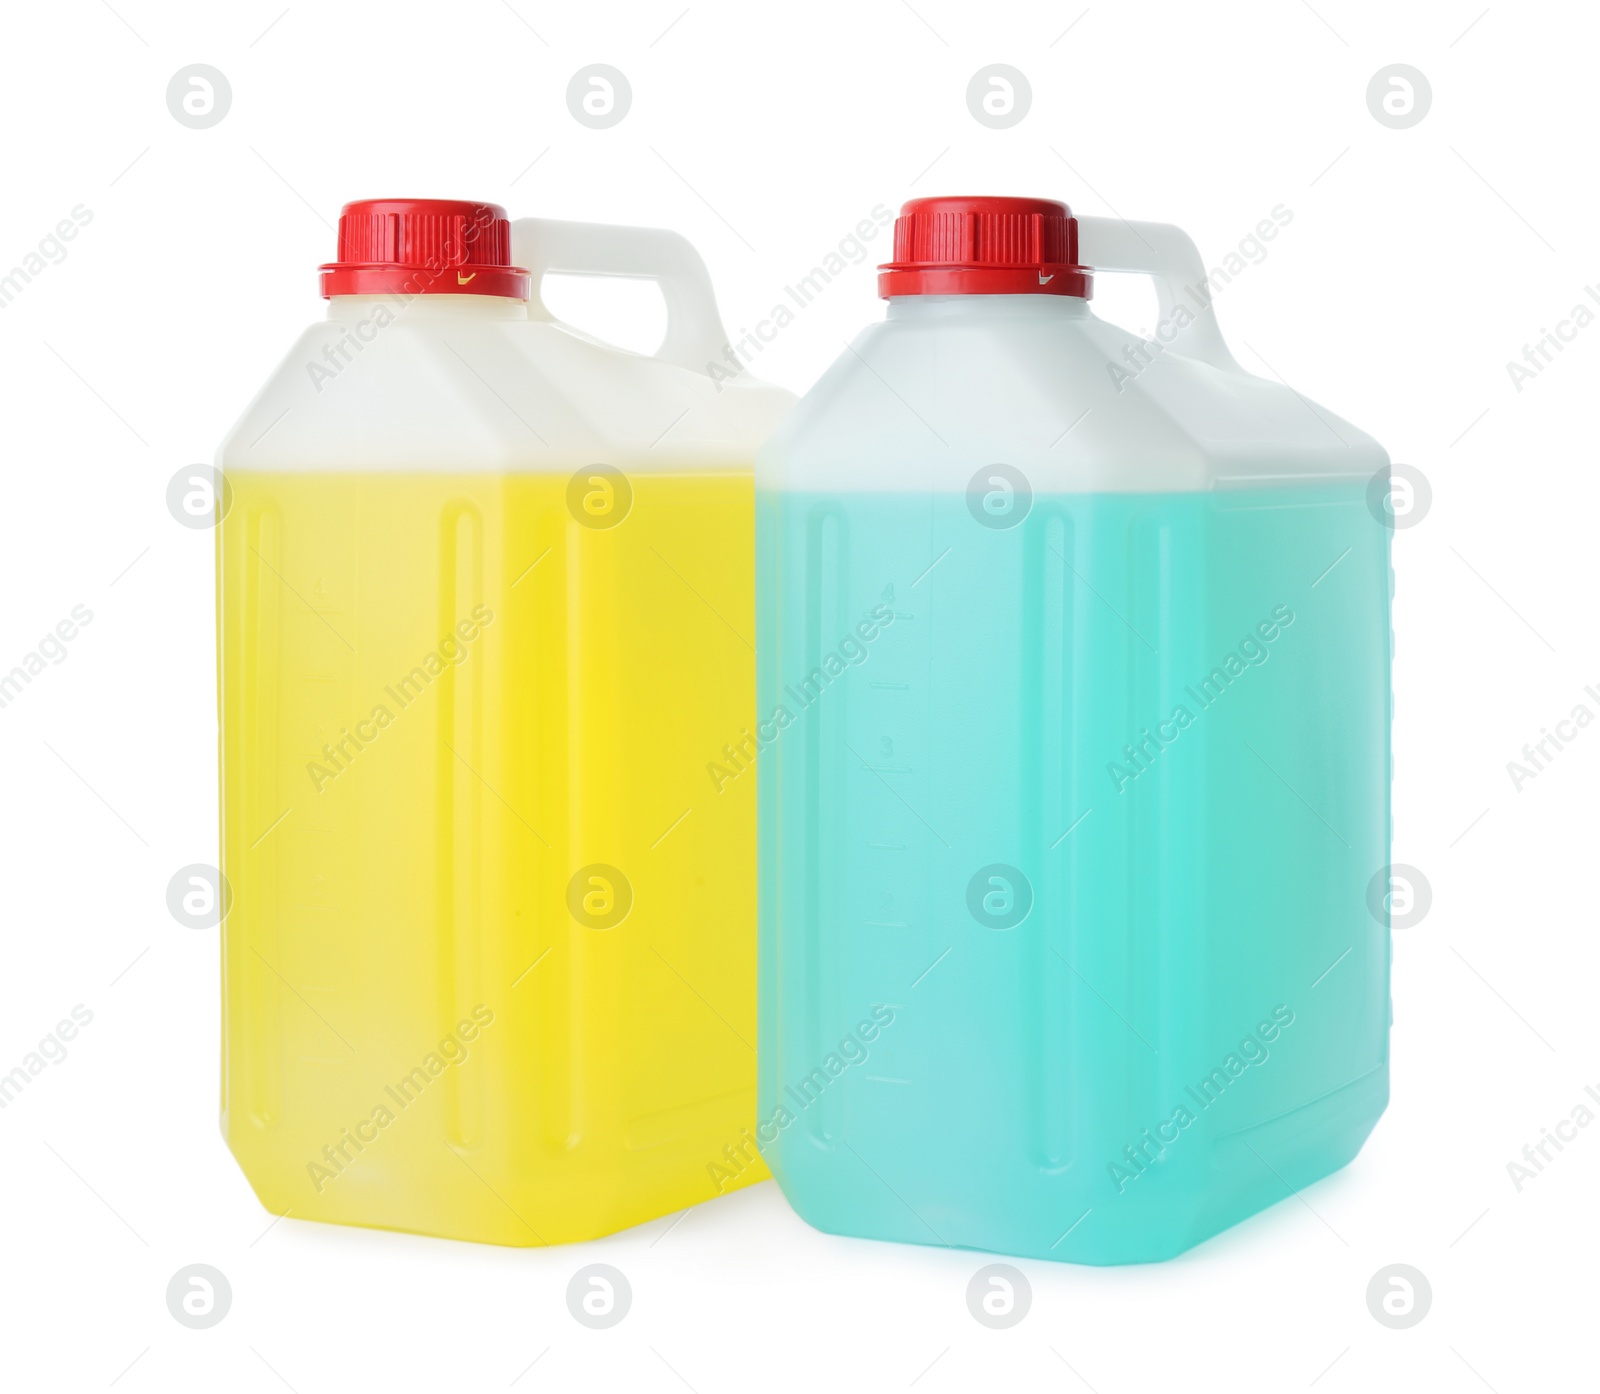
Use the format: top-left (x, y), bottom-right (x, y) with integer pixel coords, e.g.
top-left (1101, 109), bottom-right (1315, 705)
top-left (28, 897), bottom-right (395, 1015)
top-left (215, 201), bottom-right (792, 1244)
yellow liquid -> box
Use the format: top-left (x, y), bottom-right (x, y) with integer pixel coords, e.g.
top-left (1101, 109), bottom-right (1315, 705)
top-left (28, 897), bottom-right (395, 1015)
top-left (218, 469), bottom-right (766, 1245)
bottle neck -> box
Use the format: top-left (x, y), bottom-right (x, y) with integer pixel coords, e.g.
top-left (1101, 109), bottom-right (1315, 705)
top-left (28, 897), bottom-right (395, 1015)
top-left (885, 293), bottom-right (1092, 322)
top-left (326, 293), bottom-right (526, 322)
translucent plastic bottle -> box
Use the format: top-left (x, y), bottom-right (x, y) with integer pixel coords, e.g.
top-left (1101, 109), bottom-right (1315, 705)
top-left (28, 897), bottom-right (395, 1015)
top-left (755, 196), bottom-right (1391, 1264)
top-left (216, 199), bottom-right (791, 1244)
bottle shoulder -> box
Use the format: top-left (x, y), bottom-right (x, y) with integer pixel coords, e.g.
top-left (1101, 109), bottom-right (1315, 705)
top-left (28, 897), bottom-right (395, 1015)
top-left (217, 315), bottom-right (793, 473)
top-left (759, 311), bottom-right (1387, 495)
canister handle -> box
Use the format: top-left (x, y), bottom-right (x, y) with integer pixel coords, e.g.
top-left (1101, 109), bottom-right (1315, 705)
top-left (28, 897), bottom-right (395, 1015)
top-left (1075, 216), bottom-right (1241, 373)
top-left (510, 217), bottom-right (730, 375)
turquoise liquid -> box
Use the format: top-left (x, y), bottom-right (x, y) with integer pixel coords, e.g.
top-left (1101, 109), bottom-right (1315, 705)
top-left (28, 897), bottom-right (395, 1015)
top-left (755, 482), bottom-right (1391, 1264)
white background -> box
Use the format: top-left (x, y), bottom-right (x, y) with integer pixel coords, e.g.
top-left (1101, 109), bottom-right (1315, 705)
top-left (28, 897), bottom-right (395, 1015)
top-left (1, 1), bottom-right (1595, 1389)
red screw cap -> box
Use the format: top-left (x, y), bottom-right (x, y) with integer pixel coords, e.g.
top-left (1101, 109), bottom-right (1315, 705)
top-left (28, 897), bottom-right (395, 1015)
top-left (878, 195), bottom-right (1092, 299)
top-left (319, 198), bottom-right (530, 299)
